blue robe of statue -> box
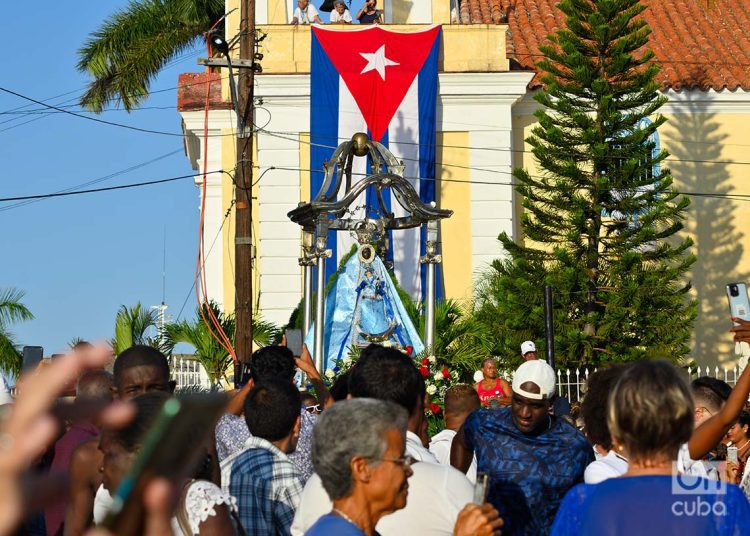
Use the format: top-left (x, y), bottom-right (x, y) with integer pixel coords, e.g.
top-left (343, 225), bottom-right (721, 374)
top-left (305, 247), bottom-right (424, 370)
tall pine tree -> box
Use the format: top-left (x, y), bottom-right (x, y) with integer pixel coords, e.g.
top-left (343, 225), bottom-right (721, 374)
top-left (476, 0), bottom-right (696, 367)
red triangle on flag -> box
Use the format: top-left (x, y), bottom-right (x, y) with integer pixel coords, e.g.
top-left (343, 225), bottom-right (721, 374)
top-left (312, 25), bottom-right (441, 142)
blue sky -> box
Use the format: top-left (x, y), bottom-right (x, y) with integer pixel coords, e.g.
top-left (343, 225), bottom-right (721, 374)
top-left (1, 2), bottom-right (373, 357)
top-left (2, 2), bottom-right (202, 355)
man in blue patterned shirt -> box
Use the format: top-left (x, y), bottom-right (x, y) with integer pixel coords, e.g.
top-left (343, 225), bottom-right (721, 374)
top-left (452, 360), bottom-right (593, 535)
top-left (222, 378), bottom-right (306, 535)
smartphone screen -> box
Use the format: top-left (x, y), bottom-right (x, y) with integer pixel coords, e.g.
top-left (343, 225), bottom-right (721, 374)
top-left (100, 393), bottom-right (227, 535)
top-left (286, 329), bottom-right (303, 356)
top-left (728, 446), bottom-right (739, 464)
top-left (726, 283), bottom-right (750, 325)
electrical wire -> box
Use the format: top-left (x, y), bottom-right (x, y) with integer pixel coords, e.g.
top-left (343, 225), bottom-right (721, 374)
top-left (262, 120), bottom-right (750, 168)
top-left (0, 148), bottom-right (183, 212)
top-left (176, 200), bottom-right (235, 321)
top-left (194, 21), bottom-right (237, 361)
top-left (253, 129), bottom-right (750, 199)
top-left (0, 171), bottom-right (217, 203)
top-left (253, 163), bottom-right (750, 203)
top-left (0, 81), bottom-right (238, 138)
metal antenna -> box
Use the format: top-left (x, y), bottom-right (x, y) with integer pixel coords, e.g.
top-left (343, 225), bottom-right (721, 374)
top-left (162, 226), bottom-right (167, 305)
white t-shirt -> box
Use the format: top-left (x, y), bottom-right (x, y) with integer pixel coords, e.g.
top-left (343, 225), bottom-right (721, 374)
top-left (584, 449), bottom-right (628, 484)
top-left (291, 461), bottom-right (472, 536)
top-left (329, 9), bottom-right (352, 22)
top-left (406, 430), bottom-right (439, 463)
top-left (676, 442), bottom-right (712, 479)
top-left (293, 4), bottom-right (319, 24)
top-left (429, 428), bottom-right (477, 484)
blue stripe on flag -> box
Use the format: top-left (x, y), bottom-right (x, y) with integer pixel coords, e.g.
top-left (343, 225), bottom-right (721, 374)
top-left (417, 29), bottom-right (442, 301)
top-left (310, 32), bottom-right (340, 281)
top-left (365, 130), bottom-right (394, 265)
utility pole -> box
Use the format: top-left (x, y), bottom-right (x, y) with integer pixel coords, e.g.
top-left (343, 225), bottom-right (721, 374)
top-left (234, 0), bottom-right (256, 364)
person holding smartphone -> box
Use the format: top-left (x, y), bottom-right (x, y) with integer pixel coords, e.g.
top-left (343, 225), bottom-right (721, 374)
top-left (356, 0), bottom-right (382, 24)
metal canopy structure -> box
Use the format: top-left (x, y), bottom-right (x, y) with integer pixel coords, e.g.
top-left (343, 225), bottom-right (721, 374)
top-left (288, 134), bottom-right (452, 231)
top-left (288, 133), bottom-right (452, 371)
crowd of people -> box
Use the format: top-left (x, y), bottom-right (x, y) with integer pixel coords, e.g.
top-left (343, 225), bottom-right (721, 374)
top-left (1, 320), bottom-right (750, 535)
top-left (292, 0), bottom-right (383, 26)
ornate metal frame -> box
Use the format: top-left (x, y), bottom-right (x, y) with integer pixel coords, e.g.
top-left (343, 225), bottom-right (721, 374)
top-left (288, 134), bottom-right (452, 371)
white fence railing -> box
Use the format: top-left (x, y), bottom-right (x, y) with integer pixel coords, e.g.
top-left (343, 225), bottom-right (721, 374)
top-left (553, 364), bottom-right (744, 403)
top-left (171, 355), bottom-right (212, 391)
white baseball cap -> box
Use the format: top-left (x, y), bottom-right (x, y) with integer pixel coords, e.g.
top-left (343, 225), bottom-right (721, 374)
top-left (521, 340), bottom-right (537, 356)
top-left (512, 360), bottom-right (556, 400)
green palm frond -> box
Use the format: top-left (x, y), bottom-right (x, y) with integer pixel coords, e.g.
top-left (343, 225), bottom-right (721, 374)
top-left (0, 288), bottom-right (34, 326)
top-left (163, 301), bottom-right (280, 386)
top-left (0, 288), bottom-right (33, 377)
top-left (112, 303), bottom-right (158, 355)
top-left (77, 0), bottom-right (225, 112)
top-left (0, 325), bottom-right (22, 377)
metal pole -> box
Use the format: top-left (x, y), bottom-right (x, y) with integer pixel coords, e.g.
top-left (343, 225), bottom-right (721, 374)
top-left (303, 265), bottom-right (313, 338)
top-left (301, 230), bottom-right (314, 340)
top-left (313, 233), bottom-right (328, 374)
top-left (544, 285), bottom-right (555, 368)
top-left (421, 220), bottom-right (440, 354)
top-left (234, 0), bottom-right (257, 364)
top-left (425, 262), bottom-right (436, 353)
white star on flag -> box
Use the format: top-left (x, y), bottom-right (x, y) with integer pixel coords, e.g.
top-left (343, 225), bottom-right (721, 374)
top-left (360, 45), bottom-right (399, 81)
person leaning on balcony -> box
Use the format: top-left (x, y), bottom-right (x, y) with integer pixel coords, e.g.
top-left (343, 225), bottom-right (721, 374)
top-left (292, 0), bottom-right (323, 25)
top-left (551, 360), bottom-right (750, 536)
top-left (356, 0), bottom-right (383, 24)
top-left (329, 0), bottom-right (352, 24)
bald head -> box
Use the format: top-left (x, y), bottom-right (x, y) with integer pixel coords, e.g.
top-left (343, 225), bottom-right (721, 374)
top-left (77, 369), bottom-right (114, 401)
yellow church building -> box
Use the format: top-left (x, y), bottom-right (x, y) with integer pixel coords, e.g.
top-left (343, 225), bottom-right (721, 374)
top-left (177, 0), bottom-right (750, 367)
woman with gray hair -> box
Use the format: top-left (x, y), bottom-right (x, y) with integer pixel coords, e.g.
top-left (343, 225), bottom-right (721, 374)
top-left (305, 398), bottom-right (413, 535)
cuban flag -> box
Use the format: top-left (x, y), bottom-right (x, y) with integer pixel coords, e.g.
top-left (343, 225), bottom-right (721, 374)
top-left (310, 25), bottom-right (442, 301)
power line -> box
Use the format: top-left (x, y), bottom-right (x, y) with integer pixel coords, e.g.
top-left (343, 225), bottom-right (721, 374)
top-left (0, 149), bottom-right (184, 213)
top-left (175, 200), bottom-right (235, 321)
top-left (0, 104), bottom-right (176, 116)
top-left (0, 170), bottom-right (220, 203)
top-left (264, 120), bottom-right (750, 167)
top-left (0, 86), bottom-right (194, 138)
top-left (0, 76), bottom-right (236, 138)
top-left (255, 164), bottom-right (750, 203)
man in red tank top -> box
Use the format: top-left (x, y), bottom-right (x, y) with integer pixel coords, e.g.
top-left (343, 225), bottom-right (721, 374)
top-left (475, 358), bottom-right (511, 407)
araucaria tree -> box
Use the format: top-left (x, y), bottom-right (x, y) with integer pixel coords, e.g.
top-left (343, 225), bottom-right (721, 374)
top-left (476, 0), bottom-right (696, 367)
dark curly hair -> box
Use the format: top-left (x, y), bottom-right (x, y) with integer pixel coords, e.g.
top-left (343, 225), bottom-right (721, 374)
top-left (581, 364), bottom-right (629, 450)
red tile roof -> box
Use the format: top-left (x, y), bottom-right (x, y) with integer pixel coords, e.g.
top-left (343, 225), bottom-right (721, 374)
top-left (458, 0), bottom-right (750, 91)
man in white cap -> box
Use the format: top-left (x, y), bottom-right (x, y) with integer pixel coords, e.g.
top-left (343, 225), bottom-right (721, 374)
top-left (451, 360), bottom-right (592, 535)
top-left (521, 340), bottom-right (538, 361)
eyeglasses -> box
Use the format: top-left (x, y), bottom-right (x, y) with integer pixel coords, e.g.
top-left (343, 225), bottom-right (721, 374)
top-left (369, 455), bottom-right (417, 469)
top-left (305, 404), bottom-right (322, 414)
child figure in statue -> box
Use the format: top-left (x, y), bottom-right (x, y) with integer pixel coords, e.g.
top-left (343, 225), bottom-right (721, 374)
top-left (353, 264), bottom-right (397, 345)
